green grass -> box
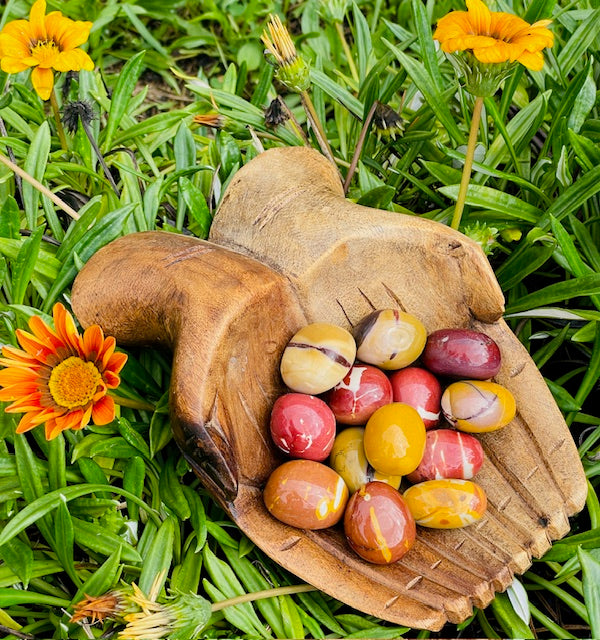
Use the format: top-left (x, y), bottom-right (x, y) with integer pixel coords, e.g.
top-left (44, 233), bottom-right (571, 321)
top-left (1, 0), bottom-right (600, 637)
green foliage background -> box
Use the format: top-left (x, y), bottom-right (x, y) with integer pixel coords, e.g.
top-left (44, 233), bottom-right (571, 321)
top-left (0, 0), bottom-right (599, 637)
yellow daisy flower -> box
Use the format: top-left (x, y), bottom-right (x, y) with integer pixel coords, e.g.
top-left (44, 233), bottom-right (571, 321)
top-left (434, 0), bottom-right (553, 71)
top-left (0, 0), bottom-right (94, 100)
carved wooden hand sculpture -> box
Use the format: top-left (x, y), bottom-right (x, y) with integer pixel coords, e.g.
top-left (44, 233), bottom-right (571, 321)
top-left (72, 147), bottom-right (586, 631)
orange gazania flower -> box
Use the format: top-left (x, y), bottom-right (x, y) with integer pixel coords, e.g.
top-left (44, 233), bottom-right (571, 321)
top-left (434, 0), bottom-right (553, 71)
top-left (0, 303), bottom-right (127, 440)
top-left (0, 0), bottom-right (94, 101)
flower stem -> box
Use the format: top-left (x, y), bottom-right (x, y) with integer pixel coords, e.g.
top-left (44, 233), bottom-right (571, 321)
top-left (335, 21), bottom-right (359, 83)
top-left (50, 88), bottom-right (68, 152)
top-left (344, 99), bottom-right (379, 194)
top-left (300, 91), bottom-right (341, 180)
top-left (111, 394), bottom-right (155, 412)
top-left (0, 151), bottom-right (80, 220)
top-left (450, 95), bottom-right (484, 231)
top-left (210, 584), bottom-right (316, 612)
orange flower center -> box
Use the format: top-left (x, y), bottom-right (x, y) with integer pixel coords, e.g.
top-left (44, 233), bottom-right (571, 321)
top-left (48, 356), bottom-right (101, 409)
top-left (30, 40), bottom-right (60, 66)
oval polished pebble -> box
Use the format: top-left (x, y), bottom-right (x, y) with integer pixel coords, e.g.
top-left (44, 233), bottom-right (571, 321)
top-left (280, 323), bottom-right (356, 394)
top-left (403, 479), bottom-right (487, 528)
top-left (406, 429), bottom-right (484, 483)
top-left (327, 364), bottom-right (393, 425)
top-left (422, 328), bottom-right (501, 380)
top-left (364, 403), bottom-right (426, 476)
top-left (441, 380), bottom-right (516, 433)
top-left (344, 481), bottom-right (416, 564)
top-left (354, 309), bottom-right (427, 370)
top-left (270, 393), bottom-right (336, 461)
top-left (389, 367), bottom-right (442, 429)
top-left (329, 427), bottom-right (401, 494)
top-left (264, 460), bottom-right (349, 529)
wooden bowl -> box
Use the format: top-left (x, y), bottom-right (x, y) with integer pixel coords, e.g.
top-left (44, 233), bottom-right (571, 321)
top-left (72, 147), bottom-right (587, 631)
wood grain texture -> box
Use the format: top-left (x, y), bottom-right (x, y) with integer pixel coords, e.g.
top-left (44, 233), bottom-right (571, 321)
top-left (71, 146), bottom-right (587, 632)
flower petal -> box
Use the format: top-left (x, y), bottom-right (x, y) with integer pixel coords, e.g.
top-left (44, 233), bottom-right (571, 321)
top-left (92, 395), bottom-right (115, 425)
top-left (516, 49), bottom-right (545, 70)
top-left (0, 366), bottom-right (37, 386)
top-left (82, 325), bottom-right (104, 361)
top-left (0, 386), bottom-right (41, 404)
top-left (103, 370), bottom-right (121, 389)
top-left (29, 0), bottom-right (48, 41)
top-left (0, 57), bottom-right (31, 73)
top-left (54, 48), bottom-right (94, 72)
top-left (53, 303), bottom-right (82, 354)
top-left (31, 65), bottom-right (54, 100)
top-left (466, 0), bottom-right (492, 36)
top-left (56, 21), bottom-right (93, 50)
top-left (0, 33), bottom-right (32, 59)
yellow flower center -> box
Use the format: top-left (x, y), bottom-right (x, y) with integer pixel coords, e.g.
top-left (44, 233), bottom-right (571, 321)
top-left (48, 356), bottom-right (101, 409)
top-left (30, 40), bottom-right (60, 66)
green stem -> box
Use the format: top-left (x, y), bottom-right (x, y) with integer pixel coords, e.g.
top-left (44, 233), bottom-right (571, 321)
top-left (335, 21), bottom-right (359, 83)
top-left (451, 95), bottom-right (484, 231)
top-left (344, 99), bottom-right (379, 194)
top-left (111, 394), bottom-right (155, 412)
top-left (49, 88), bottom-right (68, 152)
top-left (210, 584), bottom-right (316, 612)
top-left (300, 90), bottom-right (341, 180)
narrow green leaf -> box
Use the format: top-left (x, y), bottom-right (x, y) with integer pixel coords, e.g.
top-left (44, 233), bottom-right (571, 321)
top-left (117, 417), bottom-right (151, 458)
top-left (179, 177), bottom-right (212, 239)
top-left (251, 63), bottom-right (274, 107)
top-left (410, 0), bottom-right (445, 93)
top-left (383, 38), bottom-right (463, 144)
top-left (280, 594), bottom-right (305, 640)
top-left (139, 516), bottom-right (175, 595)
top-left (55, 195), bottom-right (103, 262)
top-left (77, 457), bottom-right (110, 499)
top-left (578, 548), bottom-right (600, 639)
top-left (43, 205), bottom-right (135, 312)
top-left (0, 483), bottom-right (161, 547)
top-left (72, 516), bottom-right (142, 562)
top-left (54, 500), bottom-right (80, 586)
top-left (171, 545), bottom-right (203, 595)
top-left (123, 456), bottom-right (146, 522)
top-left (11, 226), bottom-right (43, 305)
top-left (505, 275), bottom-right (600, 314)
top-left (0, 558), bottom-right (62, 589)
top-left (0, 196), bottom-right (20, 239)
top-left (310, 69), bottom-right (363, 118)
top-left (159, 456), bottom-right (191, 521)
top-left (121, 5), bottom-right (169, 57)
top-left (545, 378), bottom-right (581, 412)
top-left (439, 184), bottom-right (541, 222)
top-left (103, 51), bottom-right (146, 151)
top-left (0, 588), bottom-right (70, 608)
top-left (545, 165), bottom-right (600, 225)
top-left (0, 537), bottom-right (33, 587)
top-left (557, 9), bottom-right (600, 78)
top-left (22, 121), bottom-right (51, 229)
top-left (353, 2), bottom-right (372, 82)
top-left (47, 433), bottom-right (66, 491)
top-left (221, 544), bottom-right (286, 638)
top-left (71, 546), bottom-right (122, 604)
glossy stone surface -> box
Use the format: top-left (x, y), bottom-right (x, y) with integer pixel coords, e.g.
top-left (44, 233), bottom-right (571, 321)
top-left (364, 403), bottom-right (426, 476)
top-left (270, 393), bottom-right (336, 461)
top-left (422, 328), bottom-right (501, 380)
top-left (327, 364), bottom-right (393, 425)
top-left (406, 429), bottom-right (485, 483)
top-left (389, 367), bottom-right (442, 430)
top-left (280, 323), bottom-right (356, 395)
top-left (264, 460), bottom-right (349, 529)
top-left (329, 427), bottom-right (401, 494)
top-left (441, 380), bottom-right (516, 433)
top-left (354, 309), bottom-right (427, 370)
top-left (403, 479), bottom-right (487, 528)
top-left (344, 481), bottom-right (416, 564)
